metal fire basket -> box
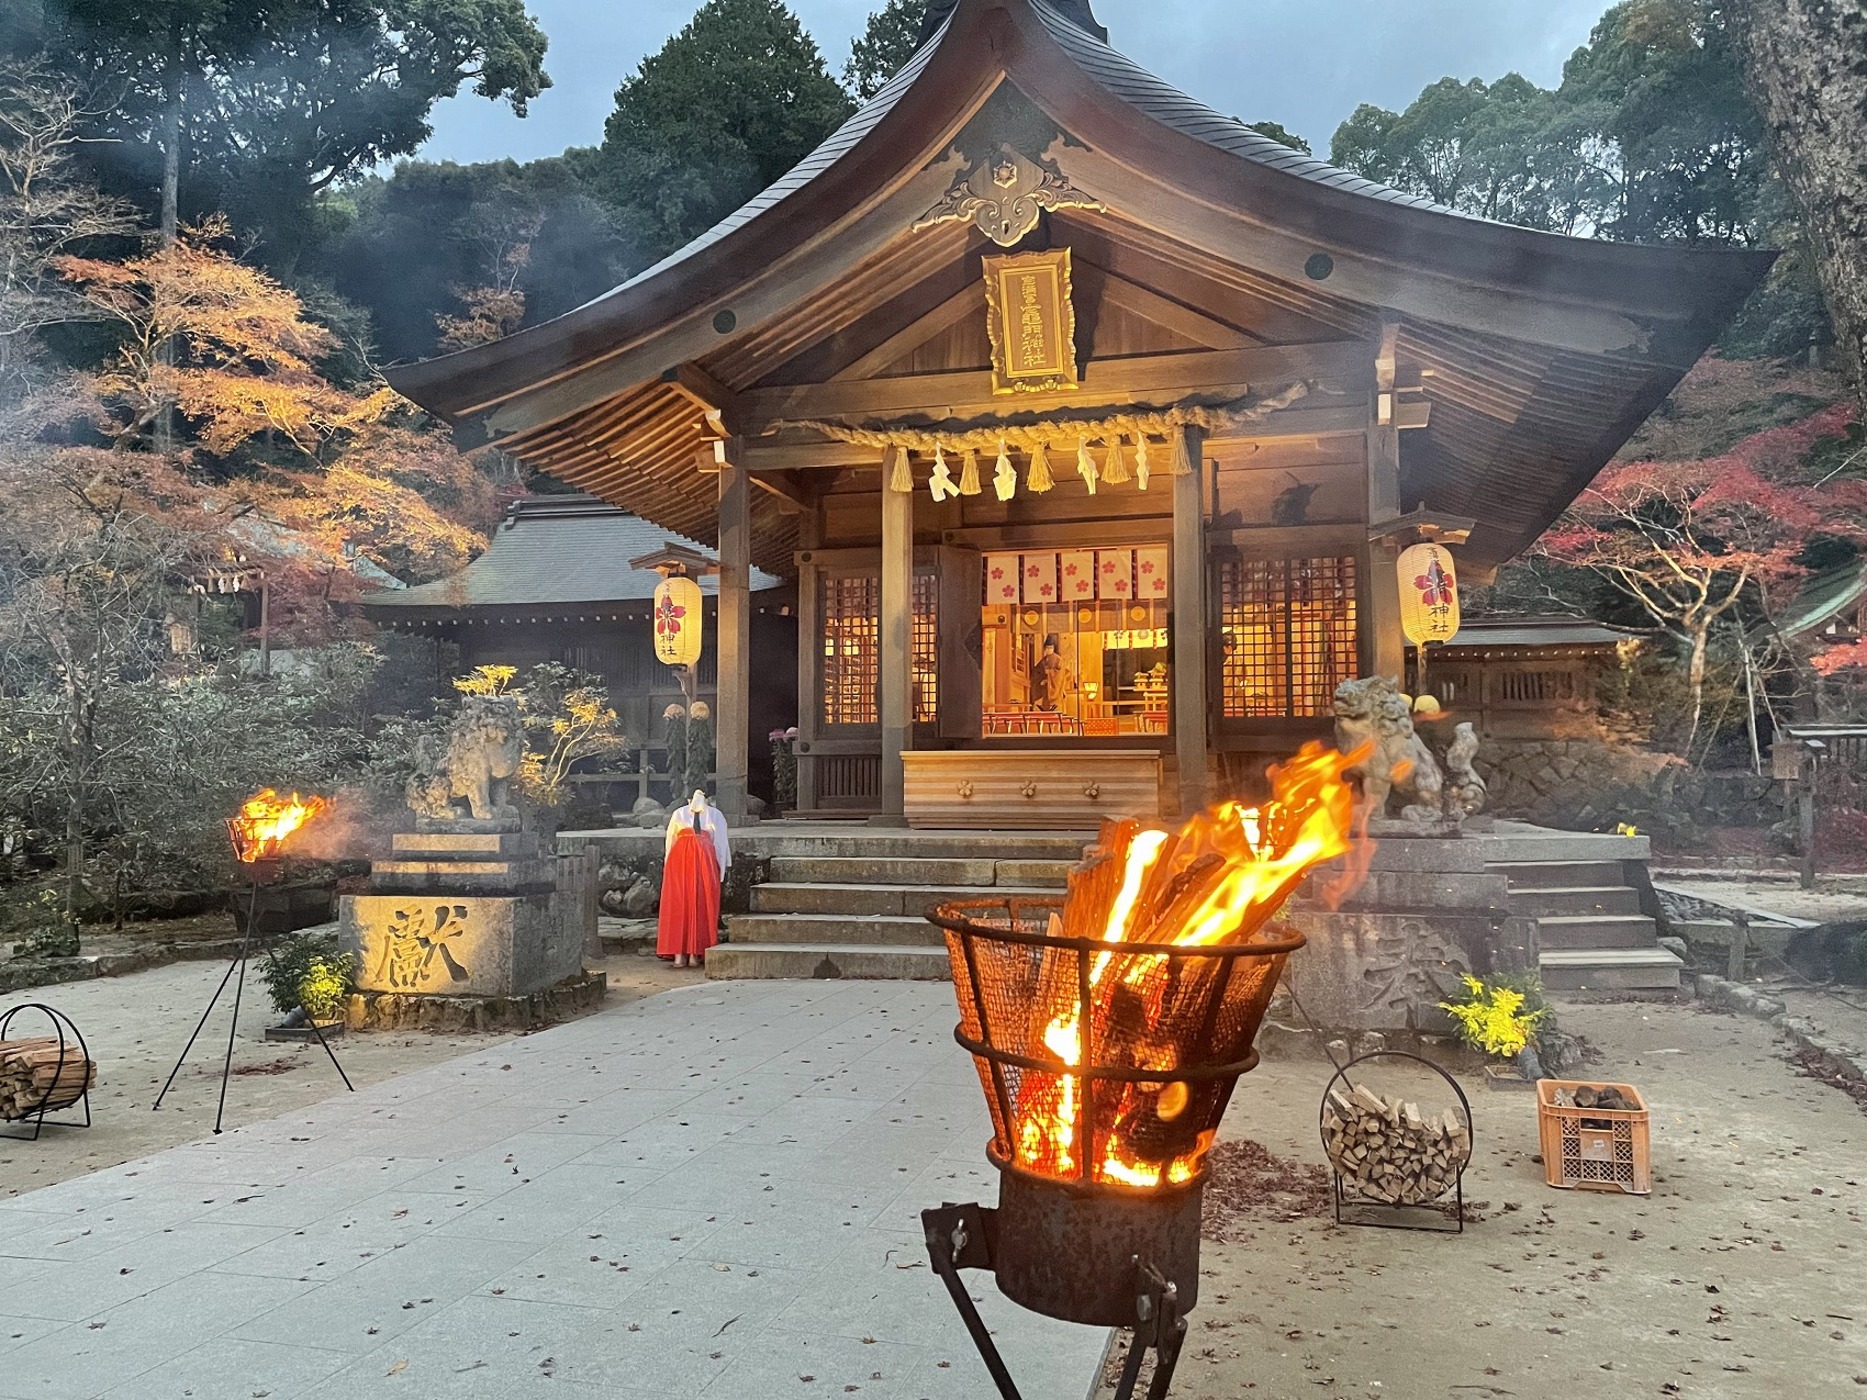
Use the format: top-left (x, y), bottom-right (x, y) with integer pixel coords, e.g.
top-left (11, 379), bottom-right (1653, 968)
top-left (922, 896), bottom-right (1303, 1400)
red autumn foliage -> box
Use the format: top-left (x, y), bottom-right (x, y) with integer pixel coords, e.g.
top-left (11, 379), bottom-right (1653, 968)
top-left (1541, 399), bottom-right (1866, 740)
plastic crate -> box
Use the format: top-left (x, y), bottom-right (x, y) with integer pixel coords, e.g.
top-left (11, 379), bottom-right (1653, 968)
top-left (1536, 1079), bottom-right (1650, 1195)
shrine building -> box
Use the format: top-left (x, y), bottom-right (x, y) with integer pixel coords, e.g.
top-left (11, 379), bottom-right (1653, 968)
top-left (385, 0), bottom-right (1770, 828)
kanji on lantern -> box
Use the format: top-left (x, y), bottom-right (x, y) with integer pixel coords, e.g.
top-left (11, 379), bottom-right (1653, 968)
top-left (652, 575), bottom-right (705, 667)
top-left (1397, 542), bottom-right (1461, 645)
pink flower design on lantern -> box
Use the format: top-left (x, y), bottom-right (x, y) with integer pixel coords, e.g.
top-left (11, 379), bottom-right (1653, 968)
top-left (655, 591), bottom-right (686, 639)
top-left (1413, 558), bottom-right (1454, 608)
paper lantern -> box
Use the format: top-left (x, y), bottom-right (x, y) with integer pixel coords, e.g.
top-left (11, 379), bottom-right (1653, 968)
top-left (652, 575), bottom-right (704, 668)
top-left (1397, 542), bottom-right (1461, 645)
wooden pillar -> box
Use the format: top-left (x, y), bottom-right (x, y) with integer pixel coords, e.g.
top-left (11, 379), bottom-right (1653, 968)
top-left (715, 441), bottom-right (751, 820)
top-left (1172, 427), bottom-right (1208, 817)
top-left (878, 447), bottom-right (913, 824)
top-left (794, 505), bottom-right (822, 814)
top-left (1366, 318), bottom-right (1405, 683)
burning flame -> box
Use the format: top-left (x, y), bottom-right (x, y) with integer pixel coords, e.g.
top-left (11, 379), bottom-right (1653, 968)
top-left (1011, 741), bottom-right (1364, 1188)
top-left (228, 789), bottom-right (330, 863)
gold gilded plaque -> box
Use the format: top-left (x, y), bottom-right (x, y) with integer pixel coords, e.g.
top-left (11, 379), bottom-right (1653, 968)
top-left (982, 248), bottom-right (1079, 396)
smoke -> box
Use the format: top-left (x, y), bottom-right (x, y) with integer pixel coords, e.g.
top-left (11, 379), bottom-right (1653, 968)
top-left (285, 786), bottom-right (399, 864)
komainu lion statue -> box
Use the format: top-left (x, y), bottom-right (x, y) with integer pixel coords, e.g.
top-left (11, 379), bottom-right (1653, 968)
top-left (1444, 721), bottom-right (1488, 818)
top-left (406, 696), bottom-right (525, 822)
top-left (1333, 676), bottom-right (1444, 826)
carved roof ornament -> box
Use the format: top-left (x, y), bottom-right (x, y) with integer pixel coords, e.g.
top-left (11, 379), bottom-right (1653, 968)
top-left (913, 144), bottom-right (1104, 247)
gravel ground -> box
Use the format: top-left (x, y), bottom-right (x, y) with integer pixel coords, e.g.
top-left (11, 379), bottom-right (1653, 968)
top-left (0, 953), bottom-right (699, 1198)
top-left (1106, 998), bottom-right (1867, 1400)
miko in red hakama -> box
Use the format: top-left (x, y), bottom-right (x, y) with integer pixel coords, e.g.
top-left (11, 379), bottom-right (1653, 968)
top-left (658, 796), bottom-right (727, 965)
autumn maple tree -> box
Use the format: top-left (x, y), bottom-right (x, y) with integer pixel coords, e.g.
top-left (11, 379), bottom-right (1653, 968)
top-left (1541, 401), bottom-right (1866, 750)
top-left (52, 218), bottom-right (496, 587)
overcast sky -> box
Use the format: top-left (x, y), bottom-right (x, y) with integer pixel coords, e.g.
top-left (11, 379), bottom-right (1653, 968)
top-left (419, 0), bottom-right (1615, 168)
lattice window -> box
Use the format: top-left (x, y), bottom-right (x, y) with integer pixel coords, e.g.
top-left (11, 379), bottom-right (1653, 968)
top-left (913, 573), bottom-right (938, 724)
top-left (820, 573), bottom-right (938, 727)
top-left (822, 574), bottom-right (879, 726)
top-left (1495, 669), bottom-right (1576, 703)
top-left (1220, 556), bottom-right (1359, 719)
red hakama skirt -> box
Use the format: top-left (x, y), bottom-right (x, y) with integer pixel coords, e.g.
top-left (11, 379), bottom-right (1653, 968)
top-left (657, 826), bottom-right (721, 960)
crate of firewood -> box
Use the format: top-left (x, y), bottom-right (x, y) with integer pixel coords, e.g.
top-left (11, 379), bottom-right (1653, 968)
top-left (1536, 1079), bottom-right (1650, 1195)
top-left (0, 1004), bottom-right (96, 1139)
top-left (1319, 1051), bottom-right (1474, 1231)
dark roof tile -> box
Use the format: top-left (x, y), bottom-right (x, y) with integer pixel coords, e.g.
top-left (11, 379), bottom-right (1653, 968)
top-left (365, 496), bottom-right (782, 611)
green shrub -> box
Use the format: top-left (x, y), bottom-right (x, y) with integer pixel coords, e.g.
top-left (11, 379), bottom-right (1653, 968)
top-left (260, 930), bottom-right (344, 1016)
top-left (299, 953), bottom-right (356, 1021)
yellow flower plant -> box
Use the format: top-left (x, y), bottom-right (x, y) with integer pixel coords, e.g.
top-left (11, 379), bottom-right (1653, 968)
top-left (1440, 975), bottom-right (1547, 1059)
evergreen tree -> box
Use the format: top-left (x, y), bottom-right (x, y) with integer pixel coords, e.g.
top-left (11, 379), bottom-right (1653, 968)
top-left (18, 1), bottom-right (551, 272)
top-left (1243, 120), bottom-right (1311, 155)
top-left (588, 0), bottom-right (853, 261)
top-left (845, 0), bottom-right (923, 100)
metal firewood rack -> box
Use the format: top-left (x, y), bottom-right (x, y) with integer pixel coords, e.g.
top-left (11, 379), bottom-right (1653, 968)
top-left (0, 1002), bottom-right (94, 1141)
top-left (1319, 1049), bottom-right (1473, 1233)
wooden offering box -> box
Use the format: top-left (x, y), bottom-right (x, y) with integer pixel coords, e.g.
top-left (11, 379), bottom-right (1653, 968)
top-left (902, 750), bottom-right (1162, 829)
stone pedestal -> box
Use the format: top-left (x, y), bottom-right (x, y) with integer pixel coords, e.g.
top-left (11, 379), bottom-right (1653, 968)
top-left (1281, 835), bottom-right (1539, 1037)
top-left (339, 825), bottom-right (586, 1004)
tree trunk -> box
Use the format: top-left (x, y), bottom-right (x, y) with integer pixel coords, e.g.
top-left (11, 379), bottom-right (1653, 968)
top-left (156, 26), bottom-right (183, 454)
top-left (1728, 1), bottom-right (1867, 409)
top-left (1686, 620), bottom-right (1711, 759)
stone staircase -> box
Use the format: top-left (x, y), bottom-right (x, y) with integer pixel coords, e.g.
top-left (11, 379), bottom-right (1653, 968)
top-left (707, 834), bottom-right (1085, 980)
top-left (1492, 857), bottom-right (1683, 991)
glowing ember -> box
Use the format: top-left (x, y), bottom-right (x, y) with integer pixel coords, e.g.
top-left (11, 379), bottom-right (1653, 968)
top-left (227, 789), bottom-right (330, 863)
top-left (1009, 741), bottom-right (1363, 1189)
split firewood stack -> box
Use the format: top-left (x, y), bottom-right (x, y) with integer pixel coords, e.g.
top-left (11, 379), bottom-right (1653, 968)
top-left (1323, 1082), bottom-right (1471, 1206)
top-left (0, 1037), bottom-right (96, 1121)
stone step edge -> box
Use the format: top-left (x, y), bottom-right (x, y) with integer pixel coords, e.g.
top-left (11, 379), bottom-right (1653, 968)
top-left (1513, 885), bottom-right (1639, 896)
top-left (1535, 914), bottom-right (1656, 926)
top-left (704, 943), bottom-right (952, 980)
top-left (1539, 947), bottom-right (1683, 966)
top-left (752, 884), bottom-right (1062, 903)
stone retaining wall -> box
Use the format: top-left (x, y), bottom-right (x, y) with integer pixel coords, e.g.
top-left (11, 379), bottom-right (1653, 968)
top-left (1476, 738), bottom-right (1780, 838)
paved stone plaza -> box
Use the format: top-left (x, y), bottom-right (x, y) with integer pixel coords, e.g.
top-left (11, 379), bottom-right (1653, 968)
top-left (0, 982), bottom-right (1104, 1399)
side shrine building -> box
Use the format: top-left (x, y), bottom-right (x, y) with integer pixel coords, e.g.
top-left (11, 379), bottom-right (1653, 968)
top-left (386, 0), bottom-right (1769, 828)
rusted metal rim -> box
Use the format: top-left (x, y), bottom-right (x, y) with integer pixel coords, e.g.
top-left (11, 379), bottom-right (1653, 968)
top-left (986, 1142), bottom-right (1210, 1200)
top-left (953, 1025), bottom-right (1261, 1085)
top-left (926, 898), bottom-right (1308, 958)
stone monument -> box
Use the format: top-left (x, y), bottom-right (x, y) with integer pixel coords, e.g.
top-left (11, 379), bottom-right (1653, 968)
top-left (1273, 676), bottom-right (1527, 1041)
top-left (339, 697), bottom-right (599, 1029)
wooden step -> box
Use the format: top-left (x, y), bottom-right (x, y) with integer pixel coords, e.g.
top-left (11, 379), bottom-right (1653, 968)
top-left (705, 943), bottom-right (951, 981)
top-left (1534, 914), bottom-right (1660, 950)
top-left (1539, 946), bottom-right (1683, 992)
top-left (751, 883), bottom-right (1057, 916)
top-left (1507, 886), bottom-right (1641, 917)
top-left (725, 913), bottom-right (941, 947)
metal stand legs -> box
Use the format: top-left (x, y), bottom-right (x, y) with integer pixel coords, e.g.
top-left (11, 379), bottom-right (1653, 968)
top-left (154, 880), bottom-right (352, 1132)
top-left (922, 1203), bottom-right (1189, 1400)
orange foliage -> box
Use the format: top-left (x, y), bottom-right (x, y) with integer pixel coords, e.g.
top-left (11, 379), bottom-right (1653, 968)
top-left (21, 218), bottom-right (502, 639)
top-left (56, 218), bottom-right (339, 453)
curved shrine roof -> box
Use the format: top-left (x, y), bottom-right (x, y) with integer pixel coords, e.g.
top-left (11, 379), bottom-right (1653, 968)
top-left (384, 0), bottom-right (1773, 578)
